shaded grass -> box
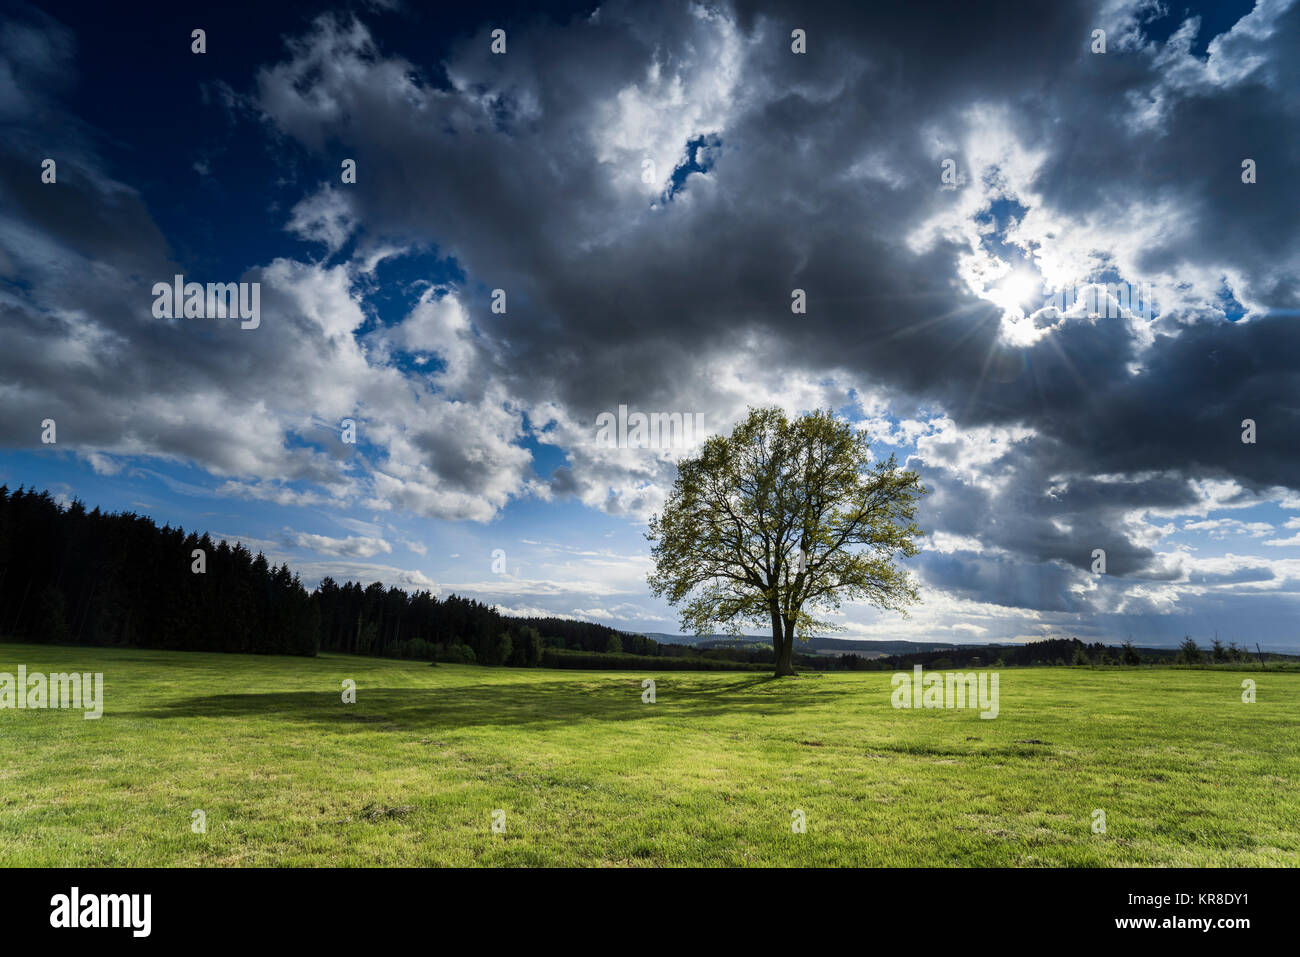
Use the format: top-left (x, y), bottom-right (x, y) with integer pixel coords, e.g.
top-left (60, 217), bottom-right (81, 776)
top-left (1, 642), bottom-right (1297, 866)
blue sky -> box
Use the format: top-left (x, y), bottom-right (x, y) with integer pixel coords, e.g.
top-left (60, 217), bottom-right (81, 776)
top-left (3, 0), bottom-right (1300, 650)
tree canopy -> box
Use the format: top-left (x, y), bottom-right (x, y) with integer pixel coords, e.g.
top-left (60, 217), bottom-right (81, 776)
top-left (647, 407), bottom-right (927, 676)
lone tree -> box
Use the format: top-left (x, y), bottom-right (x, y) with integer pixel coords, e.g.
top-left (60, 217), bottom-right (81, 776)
top-left (647, 407), bottom-right (927, 677)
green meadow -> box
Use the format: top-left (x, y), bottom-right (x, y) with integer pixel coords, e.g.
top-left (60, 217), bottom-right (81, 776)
top-left (1, 641), bottom-right (1297, 867)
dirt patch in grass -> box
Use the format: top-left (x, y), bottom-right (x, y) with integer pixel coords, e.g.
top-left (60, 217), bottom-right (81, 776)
top-left (357, 803), bottom-right (414, 822)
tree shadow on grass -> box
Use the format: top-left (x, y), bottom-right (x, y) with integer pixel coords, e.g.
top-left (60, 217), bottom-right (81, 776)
top-left (128, 673), bottom-right (861, 733)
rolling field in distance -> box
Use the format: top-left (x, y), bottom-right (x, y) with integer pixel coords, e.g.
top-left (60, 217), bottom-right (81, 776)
top-left (1, 642), bottom-right (1297, 867)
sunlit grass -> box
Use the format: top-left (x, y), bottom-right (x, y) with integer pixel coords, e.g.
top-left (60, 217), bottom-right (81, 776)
top-left (1, 642), bottom-right (1296, 866)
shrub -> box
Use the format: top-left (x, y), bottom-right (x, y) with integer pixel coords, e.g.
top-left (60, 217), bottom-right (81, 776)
top-left (492, 632), bottom-right (513, 666)
top-left (439, 643), bottom-right (476, 664)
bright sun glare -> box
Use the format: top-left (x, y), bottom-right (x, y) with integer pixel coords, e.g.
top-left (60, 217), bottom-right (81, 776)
top-left (983, 266), bottom-right (1049, 347)
top-left (992, 268), bottom-right (1041, 315)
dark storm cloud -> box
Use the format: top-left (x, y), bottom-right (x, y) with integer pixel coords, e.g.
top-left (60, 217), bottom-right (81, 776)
top-left (917, 454), bottom-right (1187, 579)
top-left (1022, 315), bottom-right (1299, 490)
top-left (920, 550), bottom-right (1086, 613)
top-left (245, 1), bottom-right (1299, 501)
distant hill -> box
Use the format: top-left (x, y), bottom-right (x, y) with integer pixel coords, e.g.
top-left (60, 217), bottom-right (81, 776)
top-left (635, 632), bottom-right (1300, 660)
top-left (637, 632), bottom-right (1005, 658)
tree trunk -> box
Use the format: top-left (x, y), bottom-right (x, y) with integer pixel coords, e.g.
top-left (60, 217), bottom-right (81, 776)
top-left (769, 603), bottom-right (792, 677)
top-left (774, 638), bottom-right (796, 676)
top-left (773, 610), bottom-right (797, 677)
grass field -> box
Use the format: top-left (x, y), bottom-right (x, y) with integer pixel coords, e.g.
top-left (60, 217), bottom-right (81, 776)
top-left (1, 641), bottom-right (1297, 866)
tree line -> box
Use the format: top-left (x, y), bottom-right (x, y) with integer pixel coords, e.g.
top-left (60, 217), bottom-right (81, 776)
top-left (1, 487), bottom-right (320, 655)
top-left (823, 636), bottom-right (1282, 671)
top-left (0, 486), bottom-right (628, 663)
